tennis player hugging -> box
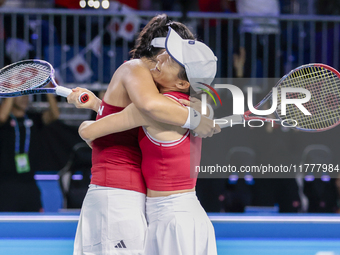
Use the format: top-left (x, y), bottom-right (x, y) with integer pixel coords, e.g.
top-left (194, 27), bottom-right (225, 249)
top-left (77, 27), bottom-right (218, 255)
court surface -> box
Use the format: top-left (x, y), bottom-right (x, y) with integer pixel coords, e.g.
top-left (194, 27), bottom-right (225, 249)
top-left (1, 213), bottom-right (340, 255)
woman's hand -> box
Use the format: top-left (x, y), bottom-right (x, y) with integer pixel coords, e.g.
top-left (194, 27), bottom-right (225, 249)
top-left (67, 87), bottom-right (102, 112)
top-left (179, 96), bottom-right (214, 119)
top-left (179, 97), bottom-right (202, 113)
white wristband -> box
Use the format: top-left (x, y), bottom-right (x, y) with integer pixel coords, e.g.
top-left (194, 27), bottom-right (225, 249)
top-left (181, 106), bottom-right (201, 130)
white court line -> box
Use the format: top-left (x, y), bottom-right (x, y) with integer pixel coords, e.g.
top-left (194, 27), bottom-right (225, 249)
top-left (1, 215), bottom-right (340, 223)
top-left (0, 215), bottom-right (79, 222)
top-left (209, 215), bottom-right (340, 223)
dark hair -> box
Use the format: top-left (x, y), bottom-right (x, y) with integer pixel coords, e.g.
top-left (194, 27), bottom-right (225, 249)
top-left (178, 66), bottom-right (189, 82)
top-left (130, 14), bottom-right (195, 59)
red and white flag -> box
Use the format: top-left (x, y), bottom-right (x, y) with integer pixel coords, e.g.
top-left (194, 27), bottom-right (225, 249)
top-left (88, 35), bottom-right (102, 57)
top-left (68, 55), bottom-right (93, 82)
top-left (118, 15), bottom-right (141, 42)
top-left (106, 17), bottom-right (121, 40)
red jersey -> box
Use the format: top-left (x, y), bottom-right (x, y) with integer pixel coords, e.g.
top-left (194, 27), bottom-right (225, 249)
top-left (91, 100), bottom-right (146, 194)
top-left (138, 92), bottom-right (202, 191)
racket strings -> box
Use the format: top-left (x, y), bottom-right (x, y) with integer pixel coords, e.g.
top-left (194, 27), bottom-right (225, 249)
top-left (277, 66), bottom-right (340, 131)
top-left (0, 62), bottom-right (50, 93)
top-left (284, 67), bottom-right (338, 129)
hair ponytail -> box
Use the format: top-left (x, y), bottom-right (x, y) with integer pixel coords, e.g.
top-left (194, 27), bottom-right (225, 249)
top-left (130, 14), bottom-right (195, 59)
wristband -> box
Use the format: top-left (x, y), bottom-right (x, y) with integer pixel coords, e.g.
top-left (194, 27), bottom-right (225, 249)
top-left (181, 106), bottom-right (201, 130)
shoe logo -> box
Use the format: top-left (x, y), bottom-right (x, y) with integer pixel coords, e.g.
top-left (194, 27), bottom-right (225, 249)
top-left (114, 240), bottom-right (126, 248)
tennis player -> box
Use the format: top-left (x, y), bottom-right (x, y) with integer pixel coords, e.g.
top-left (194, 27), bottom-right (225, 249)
top-left (78, 28), bottom-right (218, 255)
top-left (68, 15), bottom-right (219, 255)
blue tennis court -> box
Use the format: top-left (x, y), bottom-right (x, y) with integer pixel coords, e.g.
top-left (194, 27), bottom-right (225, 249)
top-left (1, 213), bottom-right (340, 255)
top-left (1, 238), bottom-right (340, 255)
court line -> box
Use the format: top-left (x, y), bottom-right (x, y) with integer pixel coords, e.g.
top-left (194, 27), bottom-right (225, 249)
top-left (209, 215), bottom-right (340, 223)
top-left (1, 214), bottom-right (340, 223)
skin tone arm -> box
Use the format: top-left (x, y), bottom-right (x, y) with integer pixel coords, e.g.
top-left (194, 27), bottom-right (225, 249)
top-left (69, 62), bottom-right (220, 137)
top-left (42, 93), bottom-right (60, 125)
top-left (0, 98), bottom-right (14, 124)
top-left (122, 63), bottom-right (191, 126)
top-left (79, 95), bottom-right (187, 144)
top-left (0, 94), bottom-right (59, 125)
top-left (79, 103), bottom-right (150, 145)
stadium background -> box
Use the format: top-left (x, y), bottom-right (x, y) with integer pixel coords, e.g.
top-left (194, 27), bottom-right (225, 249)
top-left (1, 1), bottom-right (340, 254)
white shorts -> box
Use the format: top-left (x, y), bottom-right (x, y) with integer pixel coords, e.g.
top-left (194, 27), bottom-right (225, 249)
top-left (144, 192), bottom-right (217, 255)
top-left (73, 184), bottom-right (147, 255)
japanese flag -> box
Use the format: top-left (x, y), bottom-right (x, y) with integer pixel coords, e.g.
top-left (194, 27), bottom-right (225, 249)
top-left (88, 35), bottom-right (102, 58)
top-left (68, 55), bottom-right (93, 82)
top-left (106, 17), bottom-right (121, 40)
top-left (118, 15), bottom-right (141, 42)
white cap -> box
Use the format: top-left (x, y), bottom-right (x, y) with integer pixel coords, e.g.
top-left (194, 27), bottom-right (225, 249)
top-left (165, 27), bottom-right (217, 92)
top-left (150, 37), bottom-right (166, 48)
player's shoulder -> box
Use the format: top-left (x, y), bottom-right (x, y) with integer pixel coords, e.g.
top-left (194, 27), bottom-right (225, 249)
top-left (120, 59), bottom-right (149, 73)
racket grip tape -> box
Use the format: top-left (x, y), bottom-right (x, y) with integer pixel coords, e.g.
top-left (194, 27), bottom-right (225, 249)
top-left (55, 86), bottom-right (72, 97)
top-left (78, 92), bottom-right (89, 104)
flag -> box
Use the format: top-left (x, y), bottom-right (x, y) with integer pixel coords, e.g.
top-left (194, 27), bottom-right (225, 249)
top-left (68, 55), bottom-right (93, 82)
top-left (88, 35), bottom-right (102, 57)
top-left (118, 15), bottom-right (141, 42)
top-left (5, 38), bottom-right (33, 63)
top-left (106, 17), bottom-right (121, 40)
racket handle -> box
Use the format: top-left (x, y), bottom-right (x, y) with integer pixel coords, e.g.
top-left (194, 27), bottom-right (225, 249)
top-left (78, 92), bottom-right (89, 104)
top-left (218, 115), bottom-right (244, 128)
top-left (55, 86), bottom-right (72, 97)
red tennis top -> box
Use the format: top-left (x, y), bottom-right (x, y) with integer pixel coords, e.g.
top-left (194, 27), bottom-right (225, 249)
top-left (138, 92), bottom-right (202, 191)
top-left (91, 100), bottom-right (146, 194)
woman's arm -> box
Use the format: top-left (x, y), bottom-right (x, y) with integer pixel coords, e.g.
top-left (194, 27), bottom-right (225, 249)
top-left (42, 93), bottom-right (60, 125)
top-left (123, 63), bottom-right (220, 137)
top-left (0, 98), bottom-right (14, 124)
top-left (79, 102), bottom-right (151, 143)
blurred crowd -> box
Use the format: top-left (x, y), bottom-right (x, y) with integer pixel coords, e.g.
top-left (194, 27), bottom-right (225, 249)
top-left (1, 0), bottom-right (340, 213)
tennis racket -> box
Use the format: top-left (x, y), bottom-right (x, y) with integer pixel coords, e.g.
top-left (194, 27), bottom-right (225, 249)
top-left (0, 59), bottom-right (89, 103)
top-left (219, 63), bottom-right (340, 132)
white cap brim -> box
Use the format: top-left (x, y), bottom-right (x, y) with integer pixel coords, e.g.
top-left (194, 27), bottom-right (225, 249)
top-left (165, 28), bottom-right (217, 93)
top-left (150, 37), bottom-right (166, 48)
top-left (165, 28), bottom-right (184, 66)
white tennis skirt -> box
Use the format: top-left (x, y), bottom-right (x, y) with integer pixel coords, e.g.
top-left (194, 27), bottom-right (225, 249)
top-left (144, 192), bottom-right (217, 255)
top-left (73, 184), bottom-right (147, 255)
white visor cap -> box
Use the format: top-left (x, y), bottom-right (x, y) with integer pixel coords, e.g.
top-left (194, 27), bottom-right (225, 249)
top-left (165, 27), bottom-right (217, 92)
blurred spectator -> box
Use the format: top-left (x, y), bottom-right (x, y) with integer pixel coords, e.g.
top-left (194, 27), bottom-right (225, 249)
top-left (235, 0), bottom-right (282, 78)
top-left (313, 0), bottom-right (340, 68)
top-left (197, 0), bottom-right (238, 77)
top-left (315, 0), bottom-right (340, 15)
top-left (0, 0), bottom-right (35, 66)
top-left (233, 46), bottom-right (245, 77)
top-left (0, 93), bottom-right (59, 212)
top-left (54, 0), bottom-right (86, 46)
top-left (336, 174), bottom-right (340, 213)
top-left (54, 0), bottom-right (81, 9)
top-left (110, 0), bottom-right (151, 10)
top-left (0, 0), bottom-right (5, 42)
top-left (300, 145), bottom-right (338, 213)
top-left (220, 147), bottom-right (255, 212)
top-left (250, 110), bottom-right (301, 212)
